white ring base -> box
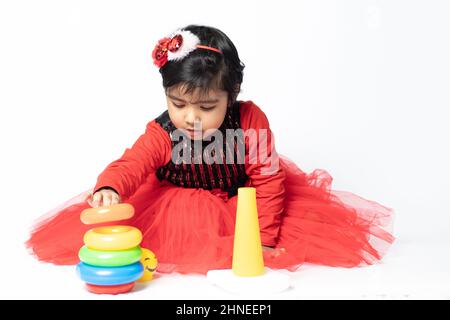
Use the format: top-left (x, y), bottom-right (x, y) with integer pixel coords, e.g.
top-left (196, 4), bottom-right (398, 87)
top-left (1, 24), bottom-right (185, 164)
top-left (206, 268), bottom-right (291, 295)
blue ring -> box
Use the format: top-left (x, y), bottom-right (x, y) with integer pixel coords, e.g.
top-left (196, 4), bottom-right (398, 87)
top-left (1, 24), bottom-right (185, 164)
top-left (76, 262), bottom-right (144, 286)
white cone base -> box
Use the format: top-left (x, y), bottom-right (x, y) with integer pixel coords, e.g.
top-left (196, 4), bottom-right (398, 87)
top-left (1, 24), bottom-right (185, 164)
top-left (206, 268), bottom-right (291, 295)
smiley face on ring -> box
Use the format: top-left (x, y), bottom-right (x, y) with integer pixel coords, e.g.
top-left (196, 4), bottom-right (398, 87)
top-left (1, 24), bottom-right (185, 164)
top-left (138, 248), bottom-right (158, 282)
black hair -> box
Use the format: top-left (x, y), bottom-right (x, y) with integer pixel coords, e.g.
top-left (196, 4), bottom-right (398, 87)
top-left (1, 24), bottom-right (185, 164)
top-left (159, 25), bottom-right (245, 107)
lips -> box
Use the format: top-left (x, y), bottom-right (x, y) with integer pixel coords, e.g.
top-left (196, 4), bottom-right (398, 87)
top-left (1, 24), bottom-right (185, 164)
top-left (185, 128), bottom-right (201, 135)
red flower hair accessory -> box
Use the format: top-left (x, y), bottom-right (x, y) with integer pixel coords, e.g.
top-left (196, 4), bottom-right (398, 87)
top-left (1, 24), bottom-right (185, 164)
top-left (152, 30), bottom-right (223, 68)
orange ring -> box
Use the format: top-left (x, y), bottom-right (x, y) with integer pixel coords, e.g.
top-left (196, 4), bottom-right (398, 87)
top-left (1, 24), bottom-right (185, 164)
top-left (81, 203), bottom-right (135, 224)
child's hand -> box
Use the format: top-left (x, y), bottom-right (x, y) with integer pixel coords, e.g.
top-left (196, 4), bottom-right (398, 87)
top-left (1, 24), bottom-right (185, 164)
top-left (262, 246), bottom-right (286, 258)
top-left (85, 188), bottom-right (121, 208)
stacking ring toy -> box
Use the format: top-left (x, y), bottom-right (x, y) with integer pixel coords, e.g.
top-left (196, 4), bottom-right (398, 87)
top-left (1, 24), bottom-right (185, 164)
top-left (85, 282), bottom-right (135, 295)
top-left (84, 226), bottom-right (142, 251)
top-left (81, 203), bottom-right (135, 225)
top-left (78, 246), bottom-right (142, 267)
top-left (76, 262), bottom-right (144, 286)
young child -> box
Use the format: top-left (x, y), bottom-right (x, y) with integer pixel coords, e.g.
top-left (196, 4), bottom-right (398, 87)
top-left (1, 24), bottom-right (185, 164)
top-left (26, 25), bottom-right (395, 274)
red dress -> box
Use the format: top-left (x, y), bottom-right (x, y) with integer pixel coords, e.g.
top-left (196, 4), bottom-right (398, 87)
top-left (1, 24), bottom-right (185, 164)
top-left (26, 100), bottom-right (395, 274)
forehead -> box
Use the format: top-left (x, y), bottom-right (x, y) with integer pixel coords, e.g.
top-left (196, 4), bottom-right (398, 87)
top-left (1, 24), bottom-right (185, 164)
top-left (168, 84), bottom-right (227, 101)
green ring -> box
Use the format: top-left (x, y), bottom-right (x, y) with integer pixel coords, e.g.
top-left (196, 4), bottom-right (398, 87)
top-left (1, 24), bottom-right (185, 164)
top-left (78, 246), bottom-right (142, 267)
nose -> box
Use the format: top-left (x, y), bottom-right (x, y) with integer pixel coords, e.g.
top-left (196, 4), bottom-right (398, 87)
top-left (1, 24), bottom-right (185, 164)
top-left (184, 107), bottom-right (201, 128)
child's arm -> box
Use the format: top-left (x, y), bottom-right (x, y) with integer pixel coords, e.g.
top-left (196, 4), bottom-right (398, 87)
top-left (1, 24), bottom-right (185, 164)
top-left (240, 101), bottom-right (286, 247)
top-left (92, 119), bottom-right (172, 201)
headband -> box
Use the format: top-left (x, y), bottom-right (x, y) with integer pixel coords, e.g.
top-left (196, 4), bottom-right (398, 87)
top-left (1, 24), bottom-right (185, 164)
top-left (152, 30), bottom-right (223, 68)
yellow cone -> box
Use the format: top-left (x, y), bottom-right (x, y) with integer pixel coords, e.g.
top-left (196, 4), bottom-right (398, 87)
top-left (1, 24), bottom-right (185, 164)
top-left (232, 187), bottom-right (265, 277)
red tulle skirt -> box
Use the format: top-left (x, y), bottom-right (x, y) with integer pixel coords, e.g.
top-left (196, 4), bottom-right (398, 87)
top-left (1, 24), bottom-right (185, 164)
top-left (25, 156), bottom-right (395, 274)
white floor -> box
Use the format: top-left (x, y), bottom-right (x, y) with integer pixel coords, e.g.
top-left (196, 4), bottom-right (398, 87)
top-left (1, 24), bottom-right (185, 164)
top-left (2, 229), bottom-right (449, 300)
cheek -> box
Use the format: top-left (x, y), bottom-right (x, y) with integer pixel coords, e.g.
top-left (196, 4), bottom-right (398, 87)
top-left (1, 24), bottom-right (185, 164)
top-left (168, 108), bottom-right (183, 127)
top-left (205, 108), bottom-right (227, 129)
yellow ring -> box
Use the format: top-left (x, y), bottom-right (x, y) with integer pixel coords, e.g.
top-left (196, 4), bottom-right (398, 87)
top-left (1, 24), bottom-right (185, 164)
top-left (84, 225), bottom-right (142, 251)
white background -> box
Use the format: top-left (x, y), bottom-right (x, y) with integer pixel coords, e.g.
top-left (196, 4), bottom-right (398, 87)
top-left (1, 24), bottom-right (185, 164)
top-left (0, 0), bottom-right (449, 299)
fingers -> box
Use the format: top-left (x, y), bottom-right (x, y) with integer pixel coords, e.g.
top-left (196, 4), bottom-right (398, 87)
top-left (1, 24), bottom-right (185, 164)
top-left (90, 190), bottom-right (121, 208)
top-left (83, 191), bottom-right (94, 206)
top-left (111, 192), bottom-right (121, 206)
top-left (92, 191), bottom-right (103, 208)
top-left (103, 191), bottom-right (113, 206)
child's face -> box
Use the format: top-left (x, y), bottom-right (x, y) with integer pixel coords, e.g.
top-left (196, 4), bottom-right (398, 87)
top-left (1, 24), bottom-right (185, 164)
top-left (166, 85), bottom-right (228, 140)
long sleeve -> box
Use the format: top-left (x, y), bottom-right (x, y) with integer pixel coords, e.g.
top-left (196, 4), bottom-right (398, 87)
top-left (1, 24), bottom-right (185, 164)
top-left (240, 100), bottom-right (286, 247)
top-left (93, 119), bottom-right (172, 200)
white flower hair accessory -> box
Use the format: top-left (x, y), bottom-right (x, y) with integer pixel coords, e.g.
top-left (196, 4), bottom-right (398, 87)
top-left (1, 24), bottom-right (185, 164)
top-left (152, 29), bottom-right (223, 68)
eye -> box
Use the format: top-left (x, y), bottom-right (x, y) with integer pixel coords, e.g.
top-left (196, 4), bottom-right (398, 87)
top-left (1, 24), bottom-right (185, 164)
top-left (201, 106), bottom-right (216, 111)
top-left (173, 103), bottom-right (185, 108)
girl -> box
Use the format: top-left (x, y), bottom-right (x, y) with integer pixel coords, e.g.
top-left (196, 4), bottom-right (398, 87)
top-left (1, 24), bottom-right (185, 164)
top-left (26, 25), bottom-right (395, 274)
